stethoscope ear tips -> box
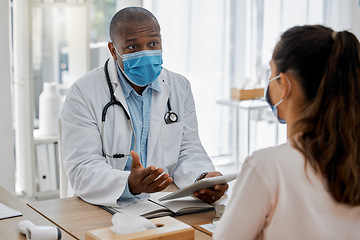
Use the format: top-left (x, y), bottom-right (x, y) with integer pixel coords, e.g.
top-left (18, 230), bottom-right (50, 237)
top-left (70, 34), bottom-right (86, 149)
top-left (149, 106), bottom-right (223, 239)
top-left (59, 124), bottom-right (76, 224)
top-left (164, 111), bottom-right (178, 124)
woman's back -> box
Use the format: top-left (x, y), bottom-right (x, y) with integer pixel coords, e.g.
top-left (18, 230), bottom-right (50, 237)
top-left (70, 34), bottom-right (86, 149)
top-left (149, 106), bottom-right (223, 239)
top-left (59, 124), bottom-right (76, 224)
top-left (214, 142), bottom-right (360, 240)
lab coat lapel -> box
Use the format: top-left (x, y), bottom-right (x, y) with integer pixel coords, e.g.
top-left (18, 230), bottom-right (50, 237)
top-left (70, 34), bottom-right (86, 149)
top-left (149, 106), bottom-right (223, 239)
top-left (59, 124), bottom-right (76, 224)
top-left (108, 58), bottom-right (130, 115)
top-left (147, 75), bottom-right (170, 162)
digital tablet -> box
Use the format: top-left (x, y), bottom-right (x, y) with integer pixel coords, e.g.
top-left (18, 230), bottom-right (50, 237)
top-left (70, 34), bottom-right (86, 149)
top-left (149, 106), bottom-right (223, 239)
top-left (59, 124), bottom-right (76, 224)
top-left (159, 173), bottom-right (238, 201)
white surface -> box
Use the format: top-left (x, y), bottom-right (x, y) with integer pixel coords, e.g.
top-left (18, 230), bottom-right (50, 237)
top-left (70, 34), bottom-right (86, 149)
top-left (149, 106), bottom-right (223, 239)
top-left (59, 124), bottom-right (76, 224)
top-left (13, 0), bottom-right (35, 197)
top-left (0, 0), bottom-right (15, 193)
top-left (200, 223), bottom-right (217, 234)
top-left (159, 173), bottom-right (238, 201)
top-left (0, 203), bottom-right (22, 220)
top-left (66, 7), bottom-right (89, 88)
top-left (111, 212), bottom-right (156, 235)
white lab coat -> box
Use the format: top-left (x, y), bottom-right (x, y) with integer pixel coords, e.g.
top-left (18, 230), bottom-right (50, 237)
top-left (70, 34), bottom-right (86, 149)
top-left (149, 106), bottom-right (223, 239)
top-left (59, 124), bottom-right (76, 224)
top-left (61, 58), bottom-right (215, 207)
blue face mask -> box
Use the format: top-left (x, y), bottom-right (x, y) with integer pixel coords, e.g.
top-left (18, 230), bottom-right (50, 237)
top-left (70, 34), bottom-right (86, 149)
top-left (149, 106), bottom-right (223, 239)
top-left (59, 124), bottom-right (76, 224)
top-left (114, 47), bottom-right (163, 87)
top-left (265, 74), bottom-right (290, 124)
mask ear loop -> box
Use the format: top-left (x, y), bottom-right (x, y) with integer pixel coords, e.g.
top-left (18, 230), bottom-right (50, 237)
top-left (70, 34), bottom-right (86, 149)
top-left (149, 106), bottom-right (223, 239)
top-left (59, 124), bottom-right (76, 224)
top-left (274, 73), bottom-right (292, 107)
top-left (112, 42), bottom-right (123, 59)
top-left (112, 44), bottom-right (136, 85)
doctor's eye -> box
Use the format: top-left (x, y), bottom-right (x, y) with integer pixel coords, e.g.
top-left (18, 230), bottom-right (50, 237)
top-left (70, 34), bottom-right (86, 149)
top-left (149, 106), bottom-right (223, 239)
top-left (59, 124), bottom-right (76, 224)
top-left (126, 45), bottom-right (137, 50)
top-left (149, 42), bottom-right (158, 47)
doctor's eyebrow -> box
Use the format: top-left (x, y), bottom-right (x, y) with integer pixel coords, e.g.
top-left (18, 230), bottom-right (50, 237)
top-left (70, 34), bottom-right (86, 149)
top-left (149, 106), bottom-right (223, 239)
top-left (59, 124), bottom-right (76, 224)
top-left (148, 33), bottom-right (160, 38)
top-left (124, 38), bottom-right (137, 43)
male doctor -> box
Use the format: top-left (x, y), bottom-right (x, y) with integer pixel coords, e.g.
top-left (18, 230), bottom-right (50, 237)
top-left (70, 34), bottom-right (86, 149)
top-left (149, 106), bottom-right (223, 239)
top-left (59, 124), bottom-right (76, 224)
top-left (61, 6), bottom-right (228, 207)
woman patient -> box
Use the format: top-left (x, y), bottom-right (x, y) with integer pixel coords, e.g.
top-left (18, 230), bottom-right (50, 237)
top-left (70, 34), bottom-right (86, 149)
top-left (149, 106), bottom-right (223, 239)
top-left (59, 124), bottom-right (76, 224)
top-left (213, 25), bottom-right (360, 239)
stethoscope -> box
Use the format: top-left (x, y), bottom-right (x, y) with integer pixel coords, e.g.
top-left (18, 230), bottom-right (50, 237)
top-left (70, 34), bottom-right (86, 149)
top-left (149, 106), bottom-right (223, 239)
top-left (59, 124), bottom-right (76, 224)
top-left (101, 58), bottom-right (178, 159)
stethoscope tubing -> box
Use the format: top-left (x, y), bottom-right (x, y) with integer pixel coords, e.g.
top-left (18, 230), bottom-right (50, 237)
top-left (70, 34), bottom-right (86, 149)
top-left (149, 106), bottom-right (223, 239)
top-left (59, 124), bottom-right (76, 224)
top-left (101, 58), bottom-right (177, 158)
top-left (101, 59), bottom-right (136, 158)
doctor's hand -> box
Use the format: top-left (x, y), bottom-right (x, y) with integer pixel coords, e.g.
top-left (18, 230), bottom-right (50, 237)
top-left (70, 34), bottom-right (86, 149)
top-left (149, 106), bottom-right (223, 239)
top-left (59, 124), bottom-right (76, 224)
top-left (193, 171), bottom-right (228, 204)
top-left (128, 151), bottom-right (173, 195)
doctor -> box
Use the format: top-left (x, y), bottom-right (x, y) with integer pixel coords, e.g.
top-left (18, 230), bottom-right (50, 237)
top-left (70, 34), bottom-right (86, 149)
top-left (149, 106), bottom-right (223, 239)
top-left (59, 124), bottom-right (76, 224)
top-left (61, 6), bottom-right (228, 207)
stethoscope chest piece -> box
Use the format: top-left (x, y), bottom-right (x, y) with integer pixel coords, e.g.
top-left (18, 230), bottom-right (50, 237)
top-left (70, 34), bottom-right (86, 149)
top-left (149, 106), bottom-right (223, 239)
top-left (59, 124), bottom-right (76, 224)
top-left (164, 98), bottom-right (178, 124)
top-left (164, 111), bottom-right (178, 124)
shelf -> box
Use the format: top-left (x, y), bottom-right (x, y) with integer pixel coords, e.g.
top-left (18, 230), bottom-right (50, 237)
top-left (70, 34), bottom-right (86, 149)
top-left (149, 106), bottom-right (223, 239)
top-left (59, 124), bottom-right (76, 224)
top-left (33, 129), bottom-right (58, 144)
top-left (33, 189), bottom-right (60, 201)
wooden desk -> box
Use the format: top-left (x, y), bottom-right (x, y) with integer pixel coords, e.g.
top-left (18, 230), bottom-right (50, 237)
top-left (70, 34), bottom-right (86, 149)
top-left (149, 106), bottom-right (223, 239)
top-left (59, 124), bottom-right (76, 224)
top-left (28, 196), bottom-right (216, 240)
top-left (0, 185), bottom-right (74, 240)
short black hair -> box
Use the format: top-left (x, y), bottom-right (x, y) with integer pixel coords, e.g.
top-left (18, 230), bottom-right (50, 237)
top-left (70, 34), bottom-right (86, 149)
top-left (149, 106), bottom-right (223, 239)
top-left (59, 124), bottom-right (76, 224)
top-left (109, 7), bottom-right (160, 42)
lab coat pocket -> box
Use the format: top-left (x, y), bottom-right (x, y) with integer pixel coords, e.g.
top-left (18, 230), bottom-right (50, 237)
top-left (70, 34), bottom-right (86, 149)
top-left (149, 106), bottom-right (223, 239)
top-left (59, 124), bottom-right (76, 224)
top-left (161, 122), bottom-right (184, 167)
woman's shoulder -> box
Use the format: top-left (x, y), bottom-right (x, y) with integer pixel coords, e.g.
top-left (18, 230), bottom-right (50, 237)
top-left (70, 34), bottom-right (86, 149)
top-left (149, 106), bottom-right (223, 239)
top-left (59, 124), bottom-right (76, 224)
top-left (250, 141), bottom-right (297, 158)
top-left (246, 142), bottom-right (305, 175)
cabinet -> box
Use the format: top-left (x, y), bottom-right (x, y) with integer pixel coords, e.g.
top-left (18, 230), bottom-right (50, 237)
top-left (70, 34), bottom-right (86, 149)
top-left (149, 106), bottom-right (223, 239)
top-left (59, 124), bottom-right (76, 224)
top-left (32, 130), bottom-right (60, 200)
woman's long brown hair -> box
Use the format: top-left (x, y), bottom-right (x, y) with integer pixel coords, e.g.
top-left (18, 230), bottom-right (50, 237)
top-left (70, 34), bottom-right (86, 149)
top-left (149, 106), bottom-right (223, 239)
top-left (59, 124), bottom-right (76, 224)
top-left (273, 25), bottom-right (360, 206)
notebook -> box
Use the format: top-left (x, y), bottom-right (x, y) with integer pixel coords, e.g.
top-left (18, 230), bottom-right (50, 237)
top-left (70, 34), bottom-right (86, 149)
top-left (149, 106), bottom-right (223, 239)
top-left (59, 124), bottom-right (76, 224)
top-left (102, 192), bottom-right (214, 219)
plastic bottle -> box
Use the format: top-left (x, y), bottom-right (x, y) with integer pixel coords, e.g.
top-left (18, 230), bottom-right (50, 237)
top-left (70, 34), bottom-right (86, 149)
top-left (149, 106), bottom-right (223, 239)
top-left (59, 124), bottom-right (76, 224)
top-left (39, 82), bottom-right (62, 136)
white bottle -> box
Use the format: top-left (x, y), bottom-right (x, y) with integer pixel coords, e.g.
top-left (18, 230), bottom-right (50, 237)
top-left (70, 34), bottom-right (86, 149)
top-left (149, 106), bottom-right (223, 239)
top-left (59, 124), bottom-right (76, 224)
top-left (39, 82), bottom-right (62, 136)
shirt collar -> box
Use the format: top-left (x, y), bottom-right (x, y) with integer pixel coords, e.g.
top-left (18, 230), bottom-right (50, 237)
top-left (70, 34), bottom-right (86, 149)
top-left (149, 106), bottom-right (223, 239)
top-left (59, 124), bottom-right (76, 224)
top-left (115, 62), bottom-right (161, 98)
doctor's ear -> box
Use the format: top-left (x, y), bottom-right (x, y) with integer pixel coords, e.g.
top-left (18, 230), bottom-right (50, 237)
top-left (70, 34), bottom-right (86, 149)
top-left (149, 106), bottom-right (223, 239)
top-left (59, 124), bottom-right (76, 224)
top-left (108, 42), bottom-right (118, 60)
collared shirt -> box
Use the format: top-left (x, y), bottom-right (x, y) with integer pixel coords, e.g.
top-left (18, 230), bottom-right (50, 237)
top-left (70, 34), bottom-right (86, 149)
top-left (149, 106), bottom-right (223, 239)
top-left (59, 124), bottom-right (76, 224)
top-left (115, 63), bottom-right (161, 200)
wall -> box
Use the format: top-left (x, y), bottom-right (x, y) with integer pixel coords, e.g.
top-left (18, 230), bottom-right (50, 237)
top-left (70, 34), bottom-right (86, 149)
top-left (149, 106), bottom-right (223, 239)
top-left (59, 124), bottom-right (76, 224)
top-left (325, 0), bottom-right (360, 38)
top-left (352, 0), bottom-right (360, 39)
top-left (117, 0), bottom-right (143, 9)
top-left (0, 0), bottom-right (16, 193)
top-left (66, 7), bottom-right (90, 87)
